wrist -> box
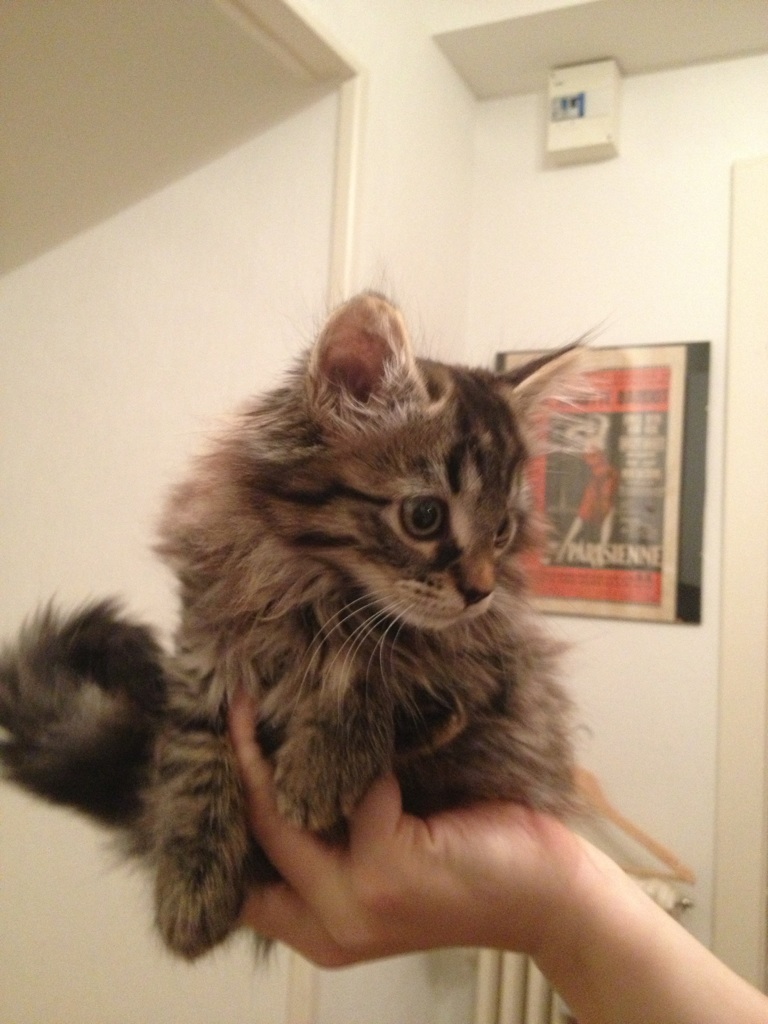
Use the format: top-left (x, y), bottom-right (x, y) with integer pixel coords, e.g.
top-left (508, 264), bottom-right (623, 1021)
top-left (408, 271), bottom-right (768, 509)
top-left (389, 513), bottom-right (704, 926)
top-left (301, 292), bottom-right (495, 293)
top-left (524, 837), bottom-right (637, 1021)
top-left (453, 808), bottom-right (592, 957)
top-left (527, 835), bottom-right (714, 1024)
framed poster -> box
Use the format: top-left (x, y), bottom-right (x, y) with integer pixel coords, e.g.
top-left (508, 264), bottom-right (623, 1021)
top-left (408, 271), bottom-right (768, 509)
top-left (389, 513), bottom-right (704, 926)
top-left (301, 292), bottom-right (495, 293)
top-left (497, 343), bottom-right (709, 622)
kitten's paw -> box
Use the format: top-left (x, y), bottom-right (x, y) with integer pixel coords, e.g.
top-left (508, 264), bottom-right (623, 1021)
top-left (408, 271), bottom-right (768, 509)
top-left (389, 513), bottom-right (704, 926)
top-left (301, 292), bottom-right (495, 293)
top-left (273, 766), bottom-right (349, 831)
top-left (273, 741), bottom-right (353, 832)
top-left (155, 847), bottom-right (245, 960)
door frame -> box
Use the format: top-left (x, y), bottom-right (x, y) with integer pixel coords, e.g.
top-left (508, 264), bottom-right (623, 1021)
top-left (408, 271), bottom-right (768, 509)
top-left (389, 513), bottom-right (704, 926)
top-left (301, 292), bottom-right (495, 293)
top-left (712, 154), bottom-right (768, 989)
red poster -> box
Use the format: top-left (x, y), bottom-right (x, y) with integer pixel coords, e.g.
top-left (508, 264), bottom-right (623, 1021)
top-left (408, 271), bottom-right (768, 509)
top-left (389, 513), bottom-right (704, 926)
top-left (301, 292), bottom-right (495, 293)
top-left (498, 345), bottom-right (694, 621)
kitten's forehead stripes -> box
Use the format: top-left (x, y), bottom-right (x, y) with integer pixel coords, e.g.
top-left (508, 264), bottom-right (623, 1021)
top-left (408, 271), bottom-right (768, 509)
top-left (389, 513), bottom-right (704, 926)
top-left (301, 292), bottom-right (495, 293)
top-left (444, 371), bottom-right (523, 495)
top-left (292, 531), bottom-right (358, 549)
top-left (270, 481), bottom-right (390, 508)
top-left (445, 442), bottom-right (464, 494)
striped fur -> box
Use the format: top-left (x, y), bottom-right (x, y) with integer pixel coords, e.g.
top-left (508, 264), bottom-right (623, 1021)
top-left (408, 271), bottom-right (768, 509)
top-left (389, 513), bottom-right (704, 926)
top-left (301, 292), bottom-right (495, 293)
top-left (0, 293), bottom-right (578, 961)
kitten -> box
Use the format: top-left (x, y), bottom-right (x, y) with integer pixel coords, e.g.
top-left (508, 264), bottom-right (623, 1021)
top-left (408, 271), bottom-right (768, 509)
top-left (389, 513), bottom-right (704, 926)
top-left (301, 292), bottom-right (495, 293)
top-left (0, 292), bottom-right (578, 960)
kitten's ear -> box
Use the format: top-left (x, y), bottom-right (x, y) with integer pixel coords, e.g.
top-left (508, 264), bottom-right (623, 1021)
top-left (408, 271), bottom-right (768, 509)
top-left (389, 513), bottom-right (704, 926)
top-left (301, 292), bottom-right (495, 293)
top-left (310, 292), bottom-right (422, 405)
top-left (498, 342), bottom-right (583, 411)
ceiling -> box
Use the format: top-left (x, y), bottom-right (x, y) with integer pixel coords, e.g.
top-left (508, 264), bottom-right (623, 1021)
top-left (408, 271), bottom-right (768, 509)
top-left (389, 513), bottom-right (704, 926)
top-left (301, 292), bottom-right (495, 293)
top-left (0, 0), bottom-right (354, 275)
top-left (3, 0), bottom-right (766, 275)
top-left (433, 0), bottom-right (768, 98)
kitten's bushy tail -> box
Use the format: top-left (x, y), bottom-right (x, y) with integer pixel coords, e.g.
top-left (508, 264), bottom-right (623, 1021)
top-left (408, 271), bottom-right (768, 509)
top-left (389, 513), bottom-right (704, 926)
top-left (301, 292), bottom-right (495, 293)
top-left (0, 601), bottom-right (166, 829)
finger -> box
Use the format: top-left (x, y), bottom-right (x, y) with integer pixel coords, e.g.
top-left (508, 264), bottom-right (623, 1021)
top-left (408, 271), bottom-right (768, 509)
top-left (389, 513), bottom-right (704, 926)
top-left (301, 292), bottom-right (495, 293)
top-left (228, 687), bottom-right (261, 781)
top-left (228, 689), bottom-right (341, 889)
top-left (348, 773), bottom-right (405, 851)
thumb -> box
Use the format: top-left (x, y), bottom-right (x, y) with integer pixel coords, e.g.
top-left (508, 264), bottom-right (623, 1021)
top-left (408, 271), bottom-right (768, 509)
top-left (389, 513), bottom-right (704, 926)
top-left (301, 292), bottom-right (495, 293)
top-left (348, 773), bottom-right (405, 850)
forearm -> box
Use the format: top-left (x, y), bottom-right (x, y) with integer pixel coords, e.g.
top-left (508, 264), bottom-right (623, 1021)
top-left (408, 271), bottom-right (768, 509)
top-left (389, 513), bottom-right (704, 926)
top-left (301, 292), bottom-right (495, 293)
top-left (529, 837), bottom-right (768, 1024)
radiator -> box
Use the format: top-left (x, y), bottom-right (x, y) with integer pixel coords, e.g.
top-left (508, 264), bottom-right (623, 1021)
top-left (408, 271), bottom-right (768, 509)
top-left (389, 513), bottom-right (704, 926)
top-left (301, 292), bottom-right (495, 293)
top-left (474, 950), bottom-right (574, 1024)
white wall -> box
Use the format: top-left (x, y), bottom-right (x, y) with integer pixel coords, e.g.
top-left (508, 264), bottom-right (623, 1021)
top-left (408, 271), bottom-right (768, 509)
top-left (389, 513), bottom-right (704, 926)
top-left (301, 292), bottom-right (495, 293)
top-left (0, 93), bottom-right (337, 1024)
top-left (466, 53), bottom-right (768, 944)
top-left (304, 0), bottom-right (477, 362)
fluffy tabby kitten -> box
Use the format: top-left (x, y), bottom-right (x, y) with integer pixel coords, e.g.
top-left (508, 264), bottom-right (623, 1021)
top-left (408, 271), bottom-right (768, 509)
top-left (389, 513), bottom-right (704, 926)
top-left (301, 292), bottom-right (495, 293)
top-left (0, 292), bottom-right (577, 960)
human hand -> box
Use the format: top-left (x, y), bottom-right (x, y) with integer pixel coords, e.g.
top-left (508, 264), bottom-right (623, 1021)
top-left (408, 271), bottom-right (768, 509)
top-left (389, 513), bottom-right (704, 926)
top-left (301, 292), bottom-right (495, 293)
top-left (228, 690), bottom-right (584, 967)
top-left (231, 694), bottom-right (768, 1024)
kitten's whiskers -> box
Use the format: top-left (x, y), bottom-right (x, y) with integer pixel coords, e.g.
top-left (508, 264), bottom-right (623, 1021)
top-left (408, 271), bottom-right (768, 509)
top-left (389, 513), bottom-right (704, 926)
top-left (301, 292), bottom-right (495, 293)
top-left (329, 602), bottom-right (394, 714)
top-left (292, 593), bottom-right (381, 712)
top-left (367, 599), bottom-right (413, 688)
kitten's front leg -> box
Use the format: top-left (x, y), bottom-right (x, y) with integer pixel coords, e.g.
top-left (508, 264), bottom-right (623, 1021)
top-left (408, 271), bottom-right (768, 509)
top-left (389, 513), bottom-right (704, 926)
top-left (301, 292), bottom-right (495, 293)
top-left (151, 719), bottom-right (252, 959)
top-left (271, 688), bottom-right (394, 832)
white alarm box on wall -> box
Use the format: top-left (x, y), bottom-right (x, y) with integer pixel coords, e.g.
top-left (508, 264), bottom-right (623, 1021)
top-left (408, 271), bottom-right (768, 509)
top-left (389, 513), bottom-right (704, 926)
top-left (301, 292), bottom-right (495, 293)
top-left (547, 59), bottom-right (621, 165)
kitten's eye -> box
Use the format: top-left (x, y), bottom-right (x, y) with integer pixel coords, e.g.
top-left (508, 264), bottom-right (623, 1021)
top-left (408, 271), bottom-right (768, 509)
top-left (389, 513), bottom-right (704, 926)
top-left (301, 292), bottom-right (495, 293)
top-left (400, 496), bottom-right (447, 540)
top-left (495, 513), bottom-right (516, 548)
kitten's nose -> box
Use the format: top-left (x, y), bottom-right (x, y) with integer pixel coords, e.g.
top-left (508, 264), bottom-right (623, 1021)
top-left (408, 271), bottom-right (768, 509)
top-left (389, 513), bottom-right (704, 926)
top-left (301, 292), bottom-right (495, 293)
top-left (461, 585), bottom-right (493, 607)
top-left (455, 554), bottom-right (495, 606)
